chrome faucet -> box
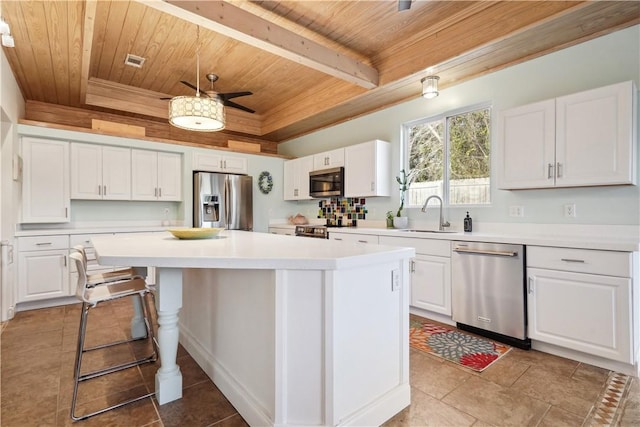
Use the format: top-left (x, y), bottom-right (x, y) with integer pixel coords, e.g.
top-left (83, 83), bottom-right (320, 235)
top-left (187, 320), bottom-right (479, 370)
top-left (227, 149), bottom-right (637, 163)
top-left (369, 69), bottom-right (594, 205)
top-left (421, 195), bottom-right (450, 231)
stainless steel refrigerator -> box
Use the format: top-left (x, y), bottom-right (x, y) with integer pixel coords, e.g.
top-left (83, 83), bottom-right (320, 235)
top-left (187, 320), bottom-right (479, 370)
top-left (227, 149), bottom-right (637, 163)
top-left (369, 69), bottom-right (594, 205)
top-left (193, 172), bottom-right (253, 230)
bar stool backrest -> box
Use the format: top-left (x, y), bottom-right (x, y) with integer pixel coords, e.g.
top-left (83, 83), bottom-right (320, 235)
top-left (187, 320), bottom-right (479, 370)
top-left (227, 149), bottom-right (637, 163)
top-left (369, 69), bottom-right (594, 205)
top-left (70, 251), bottom-right (90, 303)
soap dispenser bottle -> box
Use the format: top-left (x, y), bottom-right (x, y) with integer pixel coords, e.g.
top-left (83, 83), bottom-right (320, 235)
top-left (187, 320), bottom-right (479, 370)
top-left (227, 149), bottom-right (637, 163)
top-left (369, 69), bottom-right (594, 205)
top-left (463, 212), bottom-right (473, 232)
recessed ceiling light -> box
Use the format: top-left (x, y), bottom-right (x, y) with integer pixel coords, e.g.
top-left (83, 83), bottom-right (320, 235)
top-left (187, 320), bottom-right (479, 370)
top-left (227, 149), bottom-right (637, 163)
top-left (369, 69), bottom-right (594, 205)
top-left (124, 54), bottom-right (145, 68)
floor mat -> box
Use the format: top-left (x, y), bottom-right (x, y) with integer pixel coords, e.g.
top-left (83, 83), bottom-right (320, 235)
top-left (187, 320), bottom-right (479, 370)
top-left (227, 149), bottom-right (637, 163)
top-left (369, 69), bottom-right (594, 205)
top-left (410, 317), bottom-right (511, 372)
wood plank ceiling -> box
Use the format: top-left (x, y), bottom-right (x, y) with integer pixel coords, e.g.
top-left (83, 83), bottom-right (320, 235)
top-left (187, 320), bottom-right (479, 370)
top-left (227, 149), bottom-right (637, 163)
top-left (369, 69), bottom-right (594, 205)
top-left (1, 0), bottom-right (639, 152)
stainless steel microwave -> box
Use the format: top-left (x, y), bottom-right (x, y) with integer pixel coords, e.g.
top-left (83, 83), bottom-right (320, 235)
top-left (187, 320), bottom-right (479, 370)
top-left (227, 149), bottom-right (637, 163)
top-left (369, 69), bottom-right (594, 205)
top-left (309, 167), bottom-right (344, 198)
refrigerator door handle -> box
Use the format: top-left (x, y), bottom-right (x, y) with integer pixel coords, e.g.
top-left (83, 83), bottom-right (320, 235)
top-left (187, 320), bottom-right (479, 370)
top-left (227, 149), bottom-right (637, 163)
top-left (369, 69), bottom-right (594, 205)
top-left (224, 177), bottom-right (230, 229)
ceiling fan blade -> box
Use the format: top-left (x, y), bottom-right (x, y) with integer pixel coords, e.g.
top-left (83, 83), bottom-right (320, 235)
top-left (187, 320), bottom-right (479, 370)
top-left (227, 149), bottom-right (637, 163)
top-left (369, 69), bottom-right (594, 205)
top-left (180, 80), bottom-right (208, 96)
top-left (223, 99), bottom-right (255, 114)
top-left (160, 97), bottom-right (171, 100)
top-left (398, 0), bottom-right (412, 11)
top-left (219, 91), bottom-right (253, 100)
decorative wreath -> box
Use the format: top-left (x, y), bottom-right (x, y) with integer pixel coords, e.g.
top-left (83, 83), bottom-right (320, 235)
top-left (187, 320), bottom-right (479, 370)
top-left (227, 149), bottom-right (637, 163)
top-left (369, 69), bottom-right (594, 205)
top-left (258, 171), bottom-right (273, 194)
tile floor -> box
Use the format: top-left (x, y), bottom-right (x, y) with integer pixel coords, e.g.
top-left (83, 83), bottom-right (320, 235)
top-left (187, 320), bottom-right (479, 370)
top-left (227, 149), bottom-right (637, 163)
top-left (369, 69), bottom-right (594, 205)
top-left (1, 302), bottom-right (638, 426)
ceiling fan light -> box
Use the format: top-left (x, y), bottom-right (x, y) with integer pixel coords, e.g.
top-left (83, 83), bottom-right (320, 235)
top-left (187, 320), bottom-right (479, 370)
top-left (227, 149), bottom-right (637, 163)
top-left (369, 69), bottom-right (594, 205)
top-left (421, 76), bottom-right (439, 99)
top-left (169, 95), bottom-right (225, 132)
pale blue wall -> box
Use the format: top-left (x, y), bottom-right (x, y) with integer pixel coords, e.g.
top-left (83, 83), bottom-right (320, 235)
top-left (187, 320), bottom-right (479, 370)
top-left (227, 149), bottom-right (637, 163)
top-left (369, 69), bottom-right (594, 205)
top-left (278, 25), bottom-right (640, 227)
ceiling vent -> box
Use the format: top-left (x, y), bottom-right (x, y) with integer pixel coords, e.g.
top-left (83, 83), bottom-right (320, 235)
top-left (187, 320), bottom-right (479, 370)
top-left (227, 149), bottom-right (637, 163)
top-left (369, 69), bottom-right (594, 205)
top-left (124, 54), bottom-right (145, 68)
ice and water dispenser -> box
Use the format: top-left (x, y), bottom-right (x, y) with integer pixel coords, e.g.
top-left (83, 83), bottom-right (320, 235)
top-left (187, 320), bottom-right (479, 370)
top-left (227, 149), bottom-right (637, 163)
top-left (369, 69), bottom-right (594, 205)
top-left (202, 195), bottom-right (220, 222)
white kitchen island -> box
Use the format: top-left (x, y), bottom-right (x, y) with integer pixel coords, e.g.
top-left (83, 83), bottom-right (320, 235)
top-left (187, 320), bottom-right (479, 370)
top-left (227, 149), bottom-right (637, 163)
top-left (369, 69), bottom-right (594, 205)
top-left (91, 230), bottom-right (415, 426)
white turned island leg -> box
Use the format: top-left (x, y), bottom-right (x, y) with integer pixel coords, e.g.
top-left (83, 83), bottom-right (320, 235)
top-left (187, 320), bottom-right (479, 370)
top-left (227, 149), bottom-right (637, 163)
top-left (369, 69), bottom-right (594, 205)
top-left (154, 267), bottom-right (183, 405)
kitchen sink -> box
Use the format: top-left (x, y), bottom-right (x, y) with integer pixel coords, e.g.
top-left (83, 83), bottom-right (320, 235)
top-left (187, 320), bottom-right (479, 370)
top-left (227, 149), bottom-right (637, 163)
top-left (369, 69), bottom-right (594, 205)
top-left (398, 229), bottom-right (459, 233)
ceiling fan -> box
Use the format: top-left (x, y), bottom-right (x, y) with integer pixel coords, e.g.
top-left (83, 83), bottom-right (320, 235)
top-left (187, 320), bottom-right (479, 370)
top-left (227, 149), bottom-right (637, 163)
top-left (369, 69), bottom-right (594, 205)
top-left (163, 73), bottom-right (255, 114)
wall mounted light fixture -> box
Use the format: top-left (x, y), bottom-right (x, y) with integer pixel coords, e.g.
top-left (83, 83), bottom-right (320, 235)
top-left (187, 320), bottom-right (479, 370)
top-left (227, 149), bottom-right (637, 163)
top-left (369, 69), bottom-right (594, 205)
top-left (421, 76), bottom-right (439, 99)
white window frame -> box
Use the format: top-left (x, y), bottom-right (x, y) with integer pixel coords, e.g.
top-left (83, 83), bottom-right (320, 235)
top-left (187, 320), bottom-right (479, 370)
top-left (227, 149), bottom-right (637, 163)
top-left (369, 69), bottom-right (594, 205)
top-left (401, 102), bottom-right (492, 208)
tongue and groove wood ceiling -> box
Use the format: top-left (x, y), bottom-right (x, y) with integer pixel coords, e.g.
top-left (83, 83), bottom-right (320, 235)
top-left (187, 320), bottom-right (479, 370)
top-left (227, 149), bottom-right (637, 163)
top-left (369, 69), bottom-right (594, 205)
top-left (2, 1), bottom-right (639, 144)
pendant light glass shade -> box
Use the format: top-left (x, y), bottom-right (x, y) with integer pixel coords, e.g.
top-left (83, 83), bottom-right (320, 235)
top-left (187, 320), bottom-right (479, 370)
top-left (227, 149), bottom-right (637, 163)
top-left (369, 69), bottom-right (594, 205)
top-left (421, 76), bottom-right (439, 99)
top-left (168, 25), bottom-right (225, 132)
top-left (169, 95), bottom-right (225, 131)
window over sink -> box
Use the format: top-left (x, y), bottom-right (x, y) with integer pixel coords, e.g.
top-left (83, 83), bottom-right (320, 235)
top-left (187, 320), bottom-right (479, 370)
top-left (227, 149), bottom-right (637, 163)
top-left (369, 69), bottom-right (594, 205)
top-left (402, 104), bottom-right (491, 207)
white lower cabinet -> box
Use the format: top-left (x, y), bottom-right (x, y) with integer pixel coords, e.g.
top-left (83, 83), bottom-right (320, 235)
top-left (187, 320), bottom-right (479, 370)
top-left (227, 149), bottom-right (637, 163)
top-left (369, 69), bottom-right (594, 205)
top-left (18, 235), bottom-right (70, 302)
top-left (329, 231), bottom-right (379, 244)
top-left (410, 254), bottom-right (451, 315)
top-left (379, 236), bottom-right (451, 316)
top-left (527, 246), bottom-right (633, 363)
top-left (268, 226), bottom-right (295, 236)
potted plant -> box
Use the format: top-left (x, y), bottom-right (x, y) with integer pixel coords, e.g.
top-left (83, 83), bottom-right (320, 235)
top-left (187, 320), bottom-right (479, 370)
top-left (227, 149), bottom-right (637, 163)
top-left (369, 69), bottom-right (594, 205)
top-left (385, 211), bottom-right (394, 228)
top-left (394, 169), bottom-right (413, 229)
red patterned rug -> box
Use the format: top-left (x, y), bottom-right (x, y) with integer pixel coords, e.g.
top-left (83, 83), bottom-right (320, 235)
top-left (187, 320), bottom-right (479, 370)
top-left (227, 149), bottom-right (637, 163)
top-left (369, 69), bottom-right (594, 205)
top-left (410, 317), bottom-right (512, 372)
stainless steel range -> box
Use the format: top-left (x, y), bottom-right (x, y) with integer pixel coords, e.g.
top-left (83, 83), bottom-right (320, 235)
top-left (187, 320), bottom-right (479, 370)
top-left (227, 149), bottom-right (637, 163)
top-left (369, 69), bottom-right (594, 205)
top-left (294, 225), bottom-right (328, 239)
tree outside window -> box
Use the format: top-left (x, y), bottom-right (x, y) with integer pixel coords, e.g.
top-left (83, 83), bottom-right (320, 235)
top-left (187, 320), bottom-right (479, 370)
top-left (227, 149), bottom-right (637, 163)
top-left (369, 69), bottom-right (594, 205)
top-left (404, 105), bottom-right (491, 207)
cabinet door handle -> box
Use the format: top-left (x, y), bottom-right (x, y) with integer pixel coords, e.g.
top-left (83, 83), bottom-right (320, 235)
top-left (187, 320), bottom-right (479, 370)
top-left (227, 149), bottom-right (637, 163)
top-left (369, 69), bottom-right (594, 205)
top-left (220, 160), bottom-right (224, 169)
top-left (63, 255), bottom-right (67, 267)
top-left (370, 182), bottom-right (374, 191)
top-left (410, 259), bottom-right (415, 273)
top-left (556, 162), bottom-right (562, 178)
top-left (528, 277), bottom-right (533, 294)
top-left (36, 242), bottom-right (52, 246)
top-left (98, 185), bottom-right (102, 195)
top-left (65, 207), bottom-right (68, 218)
top-left (103, 185), bottom-right (107, 195)
top-left (561, 258), bottom-right (585, 263)
top-left (154, 188), bottom-right (158, 197)
top-left (159, 188), bottom-right (162, 197)
top-left (223, 160), bottom-right (227, 169)
top-left (547, 163), bottom-right (555, 179)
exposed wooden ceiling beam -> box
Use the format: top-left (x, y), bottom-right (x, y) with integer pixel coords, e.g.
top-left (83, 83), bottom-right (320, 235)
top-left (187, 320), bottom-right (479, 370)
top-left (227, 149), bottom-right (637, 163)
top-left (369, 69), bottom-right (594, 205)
top-left (80, 0), bottom-right (97, 103)
top-left (139, 0), bottom-right (379, 89)
top-left (84, 77), bottom-right (264, 136)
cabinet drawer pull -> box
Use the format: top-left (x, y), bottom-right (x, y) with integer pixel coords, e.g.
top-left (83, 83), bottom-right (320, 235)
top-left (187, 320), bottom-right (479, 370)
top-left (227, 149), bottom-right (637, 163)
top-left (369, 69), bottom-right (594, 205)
top-left (357, 240), bottom-right (368, 243)
top-left (334, 237), bottom-right (343, 241)
top-left (36, 242), bottom-right (52, 246)
top-left (560, 258), bottom-right (585, 263)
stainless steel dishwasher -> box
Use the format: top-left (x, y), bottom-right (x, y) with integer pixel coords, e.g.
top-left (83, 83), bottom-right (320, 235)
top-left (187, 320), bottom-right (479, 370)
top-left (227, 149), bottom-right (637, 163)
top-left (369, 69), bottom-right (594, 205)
top-left (451, 241), bottom-right (530, 349)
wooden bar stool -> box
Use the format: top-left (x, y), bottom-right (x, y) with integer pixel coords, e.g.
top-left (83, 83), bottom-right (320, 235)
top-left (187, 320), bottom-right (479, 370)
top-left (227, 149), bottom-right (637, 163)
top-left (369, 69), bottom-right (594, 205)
top-left (69, 252), bottom-right (158, 421)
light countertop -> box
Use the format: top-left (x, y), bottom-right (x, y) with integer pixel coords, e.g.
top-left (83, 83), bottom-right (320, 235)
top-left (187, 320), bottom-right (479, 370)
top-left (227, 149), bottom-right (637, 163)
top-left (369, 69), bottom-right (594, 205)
top-left (92, 230), bottom-right (415, 270)
top-left (326, 226), bottom-right (640, 252)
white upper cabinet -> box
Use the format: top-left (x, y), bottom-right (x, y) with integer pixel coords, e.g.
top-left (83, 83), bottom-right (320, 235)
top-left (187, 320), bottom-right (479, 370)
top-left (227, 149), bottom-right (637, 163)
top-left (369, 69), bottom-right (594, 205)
top-left (313, 148), bottom-right (344, 170)
top-left (193, 151), bottom-right (248, 174)
top-left (497, 100), bottom-right (556, 189)
top-left (344, 140), bottom-right (391, 197)
top-left (71, 143), bottom-right (131, 200)
top-left (283, 156), bottom-right (313, 200)
top-left (132, 150), bottom-right (182, 201)
top-left (21, 137), bottom-right (70, 223)
top-left (555, 81), bottom-right (636, 187)
top-left (498, 81), bottom-right (637, 189)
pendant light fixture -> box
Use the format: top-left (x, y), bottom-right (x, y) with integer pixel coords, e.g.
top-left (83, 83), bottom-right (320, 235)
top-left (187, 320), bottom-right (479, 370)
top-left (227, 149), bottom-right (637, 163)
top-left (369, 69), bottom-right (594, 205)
top-left (421, 76), bottom-right (440, 99)
top-left (169, 26), bottom-right (225, 132)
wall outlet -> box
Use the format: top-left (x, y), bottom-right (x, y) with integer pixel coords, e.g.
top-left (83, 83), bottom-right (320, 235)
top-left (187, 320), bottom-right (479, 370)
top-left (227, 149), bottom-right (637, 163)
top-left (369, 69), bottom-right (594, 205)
top-left (391, 269), bottom-right (400, 292)
top-left (564, 204), bottom-right (576, 218)
top-left (509, 206), bottom-right (524, 217)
